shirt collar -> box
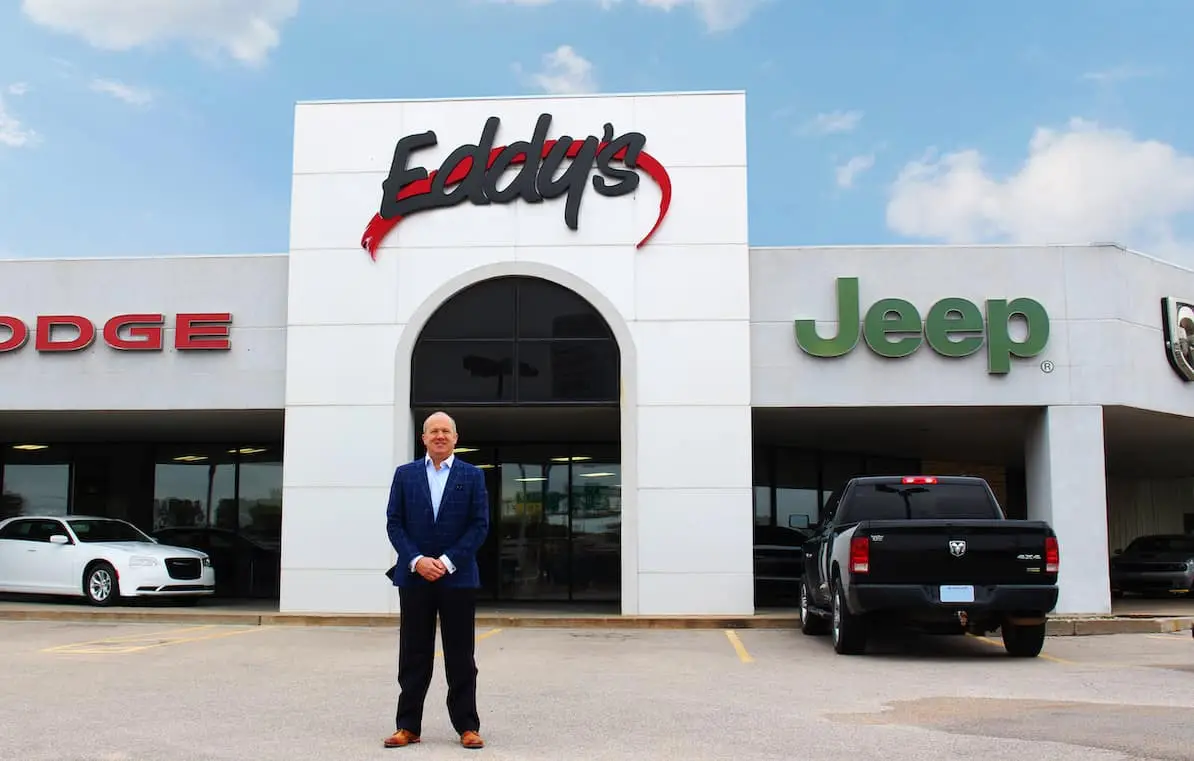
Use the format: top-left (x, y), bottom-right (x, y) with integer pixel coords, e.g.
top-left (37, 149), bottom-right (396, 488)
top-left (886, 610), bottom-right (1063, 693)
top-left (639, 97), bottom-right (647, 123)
top-left (425, 453), bottom-right (455, 471)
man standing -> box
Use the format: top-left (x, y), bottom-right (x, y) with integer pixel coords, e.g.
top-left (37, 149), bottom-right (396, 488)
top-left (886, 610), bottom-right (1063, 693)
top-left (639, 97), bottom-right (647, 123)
top-left (383, 411), bottom-right (490, 750)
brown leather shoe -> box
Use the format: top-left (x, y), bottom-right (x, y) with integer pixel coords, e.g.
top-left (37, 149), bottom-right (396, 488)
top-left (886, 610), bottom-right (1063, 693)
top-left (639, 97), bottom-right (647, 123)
top-left (460, 730), bottom-right (485, 749)
top-left (383, 729), bottom-right (420, 748)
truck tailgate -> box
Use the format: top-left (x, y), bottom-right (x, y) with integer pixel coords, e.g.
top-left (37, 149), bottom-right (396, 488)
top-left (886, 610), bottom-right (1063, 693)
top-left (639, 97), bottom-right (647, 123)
top-left (858, 519), bottom-right (1054, 586)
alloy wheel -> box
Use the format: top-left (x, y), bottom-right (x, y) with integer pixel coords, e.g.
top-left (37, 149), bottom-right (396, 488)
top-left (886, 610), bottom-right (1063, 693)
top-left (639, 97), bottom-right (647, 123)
top-left (89, 569), bottom-right (113, 601)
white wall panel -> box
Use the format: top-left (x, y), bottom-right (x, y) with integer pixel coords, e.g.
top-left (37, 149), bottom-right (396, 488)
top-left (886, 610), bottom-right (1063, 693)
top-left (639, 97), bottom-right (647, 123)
top-left (282, 91), bottom-right (753, 616)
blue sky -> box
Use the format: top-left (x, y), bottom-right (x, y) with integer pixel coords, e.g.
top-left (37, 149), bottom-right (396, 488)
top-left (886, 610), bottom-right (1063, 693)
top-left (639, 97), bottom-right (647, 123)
top-left (2, 0), bottom-right (1193, 265)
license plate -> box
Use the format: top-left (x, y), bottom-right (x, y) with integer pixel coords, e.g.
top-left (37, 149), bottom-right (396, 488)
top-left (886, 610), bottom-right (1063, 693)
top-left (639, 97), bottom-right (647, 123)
top-left (940, 585), bottom-right (974, 603)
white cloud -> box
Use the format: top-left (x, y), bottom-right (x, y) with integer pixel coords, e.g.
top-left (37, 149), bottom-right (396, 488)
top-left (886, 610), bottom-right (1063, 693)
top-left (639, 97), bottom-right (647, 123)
top-left (836, 154), bottom-right (875, 189)
top-left (90, 77), bottom-right (153, 106)
top-left (525, 45), bottom-right (597, 94)
top-left (1082, 65), bottom-right (1162, 85)
top-left (885, 118), bottom-right (1194, 259)
top-left (0, 92), bottom-right (38, 148)
top-left (21, 0), bottom-right (299, 65)
top-left (803, 110), bottom-right (863, 136)
top-left (489, 0), bottom-right (764, 32)
top-left (7, 83), bottom-right (30, 96)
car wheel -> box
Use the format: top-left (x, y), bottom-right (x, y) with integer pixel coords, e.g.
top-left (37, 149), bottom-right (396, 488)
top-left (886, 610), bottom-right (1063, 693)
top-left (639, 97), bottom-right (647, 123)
top-left (799, 580), bottom-right (828, 636)
top-left (83, 562), bottom-right (119, 607)
top-left (831, 580), bottom-right (867, 655)
top-left (1001, 621), bottom-right (1046, 658)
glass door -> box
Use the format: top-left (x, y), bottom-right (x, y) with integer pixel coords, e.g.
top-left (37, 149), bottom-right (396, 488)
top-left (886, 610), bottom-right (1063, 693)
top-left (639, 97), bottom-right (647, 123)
top-left (497, 445), bottom-right (569, 601)
top-left (569, 458), bottom-right (621, 601)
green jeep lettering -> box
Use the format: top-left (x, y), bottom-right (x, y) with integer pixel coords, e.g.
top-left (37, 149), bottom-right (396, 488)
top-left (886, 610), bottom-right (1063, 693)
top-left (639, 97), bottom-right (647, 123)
top-left (793, 277), bottom-right (1050, 374)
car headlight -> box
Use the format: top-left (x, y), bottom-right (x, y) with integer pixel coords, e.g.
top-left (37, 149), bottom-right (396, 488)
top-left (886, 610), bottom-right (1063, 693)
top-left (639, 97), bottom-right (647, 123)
top-left (129, 556), bottom-right (158, 567)
top-left (202, 557), bottom-right (212, 567)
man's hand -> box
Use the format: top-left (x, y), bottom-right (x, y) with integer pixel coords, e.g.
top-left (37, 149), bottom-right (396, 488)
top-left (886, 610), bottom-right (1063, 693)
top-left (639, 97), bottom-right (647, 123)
top-left (414, 556), bottom-right (447, 581)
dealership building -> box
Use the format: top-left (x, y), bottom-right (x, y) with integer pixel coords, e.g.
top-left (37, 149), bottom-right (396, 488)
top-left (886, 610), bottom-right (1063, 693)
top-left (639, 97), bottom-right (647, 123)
top-left (2, 90), bottom-right (1193, 618)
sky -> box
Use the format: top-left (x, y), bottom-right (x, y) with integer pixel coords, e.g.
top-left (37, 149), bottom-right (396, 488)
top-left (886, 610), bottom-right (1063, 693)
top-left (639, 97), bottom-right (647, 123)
top-left (2, 0), bottom-right (1194, 266)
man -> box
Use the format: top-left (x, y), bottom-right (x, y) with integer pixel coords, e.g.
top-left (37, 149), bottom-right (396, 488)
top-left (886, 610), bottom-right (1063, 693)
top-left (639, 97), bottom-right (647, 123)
top-left (383, 411), bottom-right (490, 750)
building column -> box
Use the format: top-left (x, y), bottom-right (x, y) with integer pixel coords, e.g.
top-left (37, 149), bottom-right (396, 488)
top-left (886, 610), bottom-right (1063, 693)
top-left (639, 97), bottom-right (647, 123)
top-left (1024, 405), bottom-right (1112, 615)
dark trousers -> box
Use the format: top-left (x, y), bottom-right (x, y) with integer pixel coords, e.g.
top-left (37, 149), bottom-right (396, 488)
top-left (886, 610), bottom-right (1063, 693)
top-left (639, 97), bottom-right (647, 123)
top-left (395, 584), bottom-right (479, 736)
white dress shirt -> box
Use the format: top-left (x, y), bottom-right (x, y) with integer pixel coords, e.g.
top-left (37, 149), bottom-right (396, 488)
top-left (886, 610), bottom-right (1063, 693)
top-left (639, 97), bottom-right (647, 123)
top-left (408, 453), bottom-right (458, 575)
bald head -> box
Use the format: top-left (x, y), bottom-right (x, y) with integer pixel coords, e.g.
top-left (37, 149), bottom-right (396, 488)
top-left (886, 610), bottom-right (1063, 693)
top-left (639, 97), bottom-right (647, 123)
top-left (421, 411), bottom-right (458, 464)
top-left (422, 411), bottom-right (457, 434)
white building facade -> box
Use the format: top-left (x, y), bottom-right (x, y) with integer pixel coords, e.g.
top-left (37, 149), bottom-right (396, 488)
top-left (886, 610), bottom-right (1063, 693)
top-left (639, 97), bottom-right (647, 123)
top-left (2, 91), bottom-right (1193, 618)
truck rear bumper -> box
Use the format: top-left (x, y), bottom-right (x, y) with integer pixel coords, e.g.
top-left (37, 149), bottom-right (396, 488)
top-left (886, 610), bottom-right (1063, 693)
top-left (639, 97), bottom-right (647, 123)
top-left (848, 583), bottom-right (1059, 617)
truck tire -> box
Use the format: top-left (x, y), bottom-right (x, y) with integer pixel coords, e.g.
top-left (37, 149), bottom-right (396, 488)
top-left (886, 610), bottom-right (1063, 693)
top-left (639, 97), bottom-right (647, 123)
top-left (799, 579), bottom-right (828, 636)
top-left (1001, 621), bottom-right (1046, 657)
top-left (831, 580), bottom-right (867, 655)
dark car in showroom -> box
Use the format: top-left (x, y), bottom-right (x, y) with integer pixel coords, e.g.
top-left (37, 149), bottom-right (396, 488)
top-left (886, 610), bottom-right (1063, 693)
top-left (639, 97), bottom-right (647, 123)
top-left (753, 517), bottom-right (811, 607)
top-left (151, 527), bottom-right (280, 600)
top-left (1110, 534), bottom-right (1194, 598)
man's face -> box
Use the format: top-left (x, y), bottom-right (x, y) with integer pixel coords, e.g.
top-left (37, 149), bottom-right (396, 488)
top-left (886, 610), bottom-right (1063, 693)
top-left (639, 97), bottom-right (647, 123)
top-left (422, 415), bottom-right (458, 460)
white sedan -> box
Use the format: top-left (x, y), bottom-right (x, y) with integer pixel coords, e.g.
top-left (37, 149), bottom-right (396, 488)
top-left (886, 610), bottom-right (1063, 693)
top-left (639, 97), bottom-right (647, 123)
top-left (0, 515), bottom-right (215, 606)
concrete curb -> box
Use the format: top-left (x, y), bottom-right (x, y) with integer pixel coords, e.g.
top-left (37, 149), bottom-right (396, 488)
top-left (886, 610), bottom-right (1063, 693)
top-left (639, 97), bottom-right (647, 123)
top-left (1, 606), bottom-right (1190, 635)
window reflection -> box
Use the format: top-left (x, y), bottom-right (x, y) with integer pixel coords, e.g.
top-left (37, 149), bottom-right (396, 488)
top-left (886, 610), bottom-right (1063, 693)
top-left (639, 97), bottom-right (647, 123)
top-left (775, 449), bottom-right (818, 530)
top-left (570, 460), bottom-right (621, 601)
top-left (235, 446), bottom-right (282, 545)
top-left (152, 446), bottom-right (236, 531)
top-left (1, 444), bottom-right (71, 519)
top-left (412, 276), bottom-right (619, 406)
top-left (498, 451), bottom-right (569, 601)
top-left (412, 341), bottom-right (518, 404)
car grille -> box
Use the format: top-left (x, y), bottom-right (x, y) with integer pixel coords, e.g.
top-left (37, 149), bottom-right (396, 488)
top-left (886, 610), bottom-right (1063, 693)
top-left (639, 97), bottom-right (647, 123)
top-left (165, 558), bottom-right (202, 580)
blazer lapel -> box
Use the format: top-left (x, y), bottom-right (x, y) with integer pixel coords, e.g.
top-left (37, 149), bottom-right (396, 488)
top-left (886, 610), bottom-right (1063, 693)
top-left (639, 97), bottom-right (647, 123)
top-left (415, 459), bottom-right (434, 519)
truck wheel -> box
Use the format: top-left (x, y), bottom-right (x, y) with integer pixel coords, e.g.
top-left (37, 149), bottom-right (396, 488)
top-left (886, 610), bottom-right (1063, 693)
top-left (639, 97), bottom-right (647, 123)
top-left (831, 580), bottom-right (867, 655)
top-left (1001, 621), bottom-right (1046, 657)
top-left (799, 580), bottom-right (828, 636)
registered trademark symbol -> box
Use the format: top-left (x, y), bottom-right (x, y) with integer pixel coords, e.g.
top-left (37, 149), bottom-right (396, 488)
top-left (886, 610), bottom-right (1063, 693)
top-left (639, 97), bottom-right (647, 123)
top-left (1040, 360), bottom-right (1055, 373)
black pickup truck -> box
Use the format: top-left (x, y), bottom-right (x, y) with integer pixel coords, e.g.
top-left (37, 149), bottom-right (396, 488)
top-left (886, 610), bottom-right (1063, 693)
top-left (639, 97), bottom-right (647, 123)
top-left (798, 475), bottom-right (1059, 657)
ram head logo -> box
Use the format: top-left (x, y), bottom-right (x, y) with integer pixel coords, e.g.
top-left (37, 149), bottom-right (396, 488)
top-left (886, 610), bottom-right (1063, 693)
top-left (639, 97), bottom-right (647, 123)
top-left (949, 540), bottom-right (967, 557)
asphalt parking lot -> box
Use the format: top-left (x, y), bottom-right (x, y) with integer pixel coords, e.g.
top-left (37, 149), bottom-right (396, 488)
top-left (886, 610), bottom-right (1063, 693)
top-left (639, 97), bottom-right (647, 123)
top-left (2, 621), bottom-right (1193, 761)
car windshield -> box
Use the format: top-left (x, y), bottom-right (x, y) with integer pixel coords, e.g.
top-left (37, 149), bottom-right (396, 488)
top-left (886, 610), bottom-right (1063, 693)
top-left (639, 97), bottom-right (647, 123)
top-left (1126, 536), bottom-right (1194, 554)
top-left (68, 519), bottom-right (152, 543)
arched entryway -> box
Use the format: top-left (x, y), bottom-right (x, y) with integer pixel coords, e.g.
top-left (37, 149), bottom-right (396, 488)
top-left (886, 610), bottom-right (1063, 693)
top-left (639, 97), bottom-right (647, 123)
top-left (410, 275), bottom-right (622, 604)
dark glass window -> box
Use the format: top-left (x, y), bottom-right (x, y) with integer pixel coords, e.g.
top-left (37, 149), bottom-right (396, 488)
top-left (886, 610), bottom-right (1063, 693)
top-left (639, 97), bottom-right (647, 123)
top-left (412, 341), bottom-right (517, 404)
top-left (516, 341), bottom-right (620, 403)
top-left (517, 279), bottom-right (613, 339)
top-left (1, 444), bottom-right (72, 519)
top-left (412, 277), bottom-right (619, 406)
top-left (418, 278), bottom-right (516, 340)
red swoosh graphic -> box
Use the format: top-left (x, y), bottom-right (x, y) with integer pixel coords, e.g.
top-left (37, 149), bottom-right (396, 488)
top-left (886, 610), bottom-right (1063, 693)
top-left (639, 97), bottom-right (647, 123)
top-left (360, 141), bottom-right (672, 259)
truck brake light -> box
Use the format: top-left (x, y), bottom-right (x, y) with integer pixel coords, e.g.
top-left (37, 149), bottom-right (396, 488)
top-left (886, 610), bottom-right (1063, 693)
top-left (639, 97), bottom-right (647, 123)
top-left (901, 476), bottom-right (938, 484)
top-left (1045, 536), bottom-right (1059, 574)
top-left (850, 536), bottom-right (870, 574)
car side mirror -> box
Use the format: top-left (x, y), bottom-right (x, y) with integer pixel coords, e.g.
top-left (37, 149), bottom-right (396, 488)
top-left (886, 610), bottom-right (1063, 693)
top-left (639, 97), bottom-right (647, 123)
top-left (49, 534), bottom-right (70, 545)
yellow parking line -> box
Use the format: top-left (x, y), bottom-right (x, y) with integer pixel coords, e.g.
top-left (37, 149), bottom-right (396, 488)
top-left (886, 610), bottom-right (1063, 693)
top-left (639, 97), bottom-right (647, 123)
top-left (968, 633), bottom-right (1072, 664)
top-left (435, 628), bottom-right (503, 659)
top-left (40, 625), bottom-right (219, 653)
top-left (1146, 633), bottom-right (1192, 642)
top-left (724, 630), bottom-right (754, 663)
top-left (43, 625), bottom-right (267, 654)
